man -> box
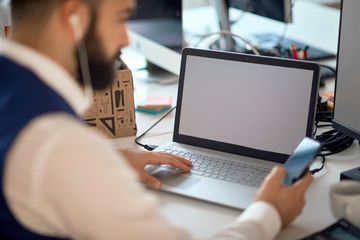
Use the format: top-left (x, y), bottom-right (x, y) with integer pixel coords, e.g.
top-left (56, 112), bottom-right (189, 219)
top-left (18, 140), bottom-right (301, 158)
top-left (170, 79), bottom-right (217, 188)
top-left (0, 0), bottom-right (313, 239)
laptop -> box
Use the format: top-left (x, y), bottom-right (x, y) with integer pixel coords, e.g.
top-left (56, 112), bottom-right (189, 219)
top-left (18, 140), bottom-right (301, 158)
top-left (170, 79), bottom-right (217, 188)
top-left (148, 48), bottom-right (320, 209)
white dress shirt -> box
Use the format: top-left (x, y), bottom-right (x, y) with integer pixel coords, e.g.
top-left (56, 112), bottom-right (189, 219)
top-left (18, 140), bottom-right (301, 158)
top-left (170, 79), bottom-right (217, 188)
top-left (0, 40), bottom-right (281, 240)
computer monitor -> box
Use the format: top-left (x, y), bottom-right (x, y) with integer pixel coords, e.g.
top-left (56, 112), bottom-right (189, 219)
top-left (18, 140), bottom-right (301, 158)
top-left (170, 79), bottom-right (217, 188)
top-left (225, 0), bottom-right (293, 23)
top-left (127, 0), bottom-right (182, 76)
top-left (207, 0), bottom-right (292, 52)
top-left (204, 0), bottom-right (335, 81)
top-left (332, 0), bottom-right (360, 141)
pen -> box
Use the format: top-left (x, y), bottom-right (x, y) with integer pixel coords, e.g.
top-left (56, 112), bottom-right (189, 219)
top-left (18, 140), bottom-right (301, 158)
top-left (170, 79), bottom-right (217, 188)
top-left (4, 25), bottom-right (11, 39)
top-left (290, 44), bottom-right (298, 59)
top-left (303, 46), bottom-right (309, 60)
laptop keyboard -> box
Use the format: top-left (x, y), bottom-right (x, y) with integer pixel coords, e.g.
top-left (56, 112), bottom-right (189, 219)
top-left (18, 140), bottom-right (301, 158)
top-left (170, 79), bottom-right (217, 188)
top-left (161, 146), bottom-right (271, 188)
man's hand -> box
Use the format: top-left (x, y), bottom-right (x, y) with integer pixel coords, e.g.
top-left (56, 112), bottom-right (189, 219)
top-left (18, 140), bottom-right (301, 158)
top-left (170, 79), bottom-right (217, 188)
top-left (118, 148), bottom-right (192, 190)
top-left (255, 166), bottom-right (313, 228)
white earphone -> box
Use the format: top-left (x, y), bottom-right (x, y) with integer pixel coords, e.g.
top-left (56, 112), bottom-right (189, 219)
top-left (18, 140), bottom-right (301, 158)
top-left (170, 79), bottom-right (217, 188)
top-left (69, 13), bottom-right (93, 99)
top-left (69, 14), bottom-right (83, 41)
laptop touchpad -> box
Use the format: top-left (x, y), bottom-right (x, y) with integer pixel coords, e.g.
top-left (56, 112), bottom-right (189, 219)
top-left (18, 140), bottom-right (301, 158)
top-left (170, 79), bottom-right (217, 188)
top-left (153, 171), bottom-right (200, 190)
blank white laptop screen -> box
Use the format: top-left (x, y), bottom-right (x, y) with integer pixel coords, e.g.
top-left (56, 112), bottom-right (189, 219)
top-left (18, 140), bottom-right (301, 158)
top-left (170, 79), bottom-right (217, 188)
top-left (178, 54), bottom-right (315, 156)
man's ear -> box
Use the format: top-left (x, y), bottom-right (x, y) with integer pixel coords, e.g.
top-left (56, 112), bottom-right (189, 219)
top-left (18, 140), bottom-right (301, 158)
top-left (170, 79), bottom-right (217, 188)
top-left (59, 0), bottom-right (89, 41)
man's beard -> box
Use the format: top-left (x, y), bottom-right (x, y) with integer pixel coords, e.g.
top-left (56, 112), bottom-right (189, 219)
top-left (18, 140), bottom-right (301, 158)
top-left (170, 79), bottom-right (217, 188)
top-left (76, 19), bottom-right (118, 90)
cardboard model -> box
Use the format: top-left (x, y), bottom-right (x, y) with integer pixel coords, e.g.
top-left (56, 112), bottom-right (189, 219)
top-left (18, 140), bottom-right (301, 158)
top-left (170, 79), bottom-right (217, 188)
top-left (83, 68), bottom-right (137, 138)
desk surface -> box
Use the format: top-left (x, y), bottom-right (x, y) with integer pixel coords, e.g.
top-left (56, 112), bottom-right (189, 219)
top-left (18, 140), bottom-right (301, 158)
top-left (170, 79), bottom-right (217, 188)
top-left (115, 2), bottom-right (359, 239)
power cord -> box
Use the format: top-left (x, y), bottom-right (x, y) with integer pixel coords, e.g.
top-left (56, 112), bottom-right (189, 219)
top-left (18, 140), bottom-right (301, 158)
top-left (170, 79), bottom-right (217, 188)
top-left (135, 106), bottom-right (177, 151)
top-left (193, 30), bottom-right (260, 55)
top-left (319, 64), bottom-right (336, 75)
top-left (310, 125), bottom-right (355, 175)
top-left (310, 155), bottom-right (325, 175)
top-left (315, 129), bottom-right (354, 157)
top-left (311, 109), bottom-right (355, 174)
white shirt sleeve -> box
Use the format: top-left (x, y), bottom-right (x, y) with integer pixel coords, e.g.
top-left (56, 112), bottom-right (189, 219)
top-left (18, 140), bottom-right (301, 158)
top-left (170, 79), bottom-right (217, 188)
top-left (4, 113), bottom-right (281, 240)
top-left (210, 201), bottom-right (281, 240)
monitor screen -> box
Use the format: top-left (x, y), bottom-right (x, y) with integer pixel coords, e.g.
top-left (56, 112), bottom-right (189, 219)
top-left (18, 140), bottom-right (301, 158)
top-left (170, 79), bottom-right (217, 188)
top-left (332, 0), bottom-right (360, 140)
top-left (225, 0), bottom-right (292, 23)
top-left (127, 0), bottom-right (182, 75)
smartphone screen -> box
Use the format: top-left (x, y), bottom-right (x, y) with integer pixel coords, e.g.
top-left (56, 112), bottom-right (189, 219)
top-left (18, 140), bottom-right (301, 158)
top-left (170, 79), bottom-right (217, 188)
top-left (282, 137), bottom-right (321, 185)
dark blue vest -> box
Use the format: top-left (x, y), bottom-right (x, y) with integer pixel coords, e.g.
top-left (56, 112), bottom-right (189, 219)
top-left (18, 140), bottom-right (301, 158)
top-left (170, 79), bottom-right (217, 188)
top-left (0, 56), bottom-right (76, 239)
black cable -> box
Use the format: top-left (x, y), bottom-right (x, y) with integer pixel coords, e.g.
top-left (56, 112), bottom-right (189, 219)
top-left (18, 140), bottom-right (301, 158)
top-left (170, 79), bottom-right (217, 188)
top-left (313, 111), bottom-right (334, 137)
top-left (319, 64), bottom-right (336, 75)
top-left (318, 137), bottom-right (354, 157)
top-left (311, 107), bottom-right (355, 174)
top-left (315, 111), bottom-right (334, 123)
top-left (310, 130), bottom-right (353, 175)
top-left (310, 155), bottom-right (325, 175)
top-left (135, 106), bottom-right (177, 151)
top-left (316, 124), bottom-right (332, 128)
top-left (315, 129), bottom-right (355, 157)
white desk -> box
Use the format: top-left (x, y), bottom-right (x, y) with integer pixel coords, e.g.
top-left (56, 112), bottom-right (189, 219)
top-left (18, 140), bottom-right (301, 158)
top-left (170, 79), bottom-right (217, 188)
top-left (114, 2), bottom-right (359, 239)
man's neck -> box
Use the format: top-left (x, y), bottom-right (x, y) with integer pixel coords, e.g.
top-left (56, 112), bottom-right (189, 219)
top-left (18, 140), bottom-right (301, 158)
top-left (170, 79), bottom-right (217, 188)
top-left (10, 24), bottom-right (77, 79)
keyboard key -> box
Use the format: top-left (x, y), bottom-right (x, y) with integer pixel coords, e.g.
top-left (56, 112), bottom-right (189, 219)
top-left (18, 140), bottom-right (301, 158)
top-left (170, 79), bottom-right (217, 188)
top-left (160, 148), bottom-right (271, 186)
top-left (190, 170), bottom-right (204, 176)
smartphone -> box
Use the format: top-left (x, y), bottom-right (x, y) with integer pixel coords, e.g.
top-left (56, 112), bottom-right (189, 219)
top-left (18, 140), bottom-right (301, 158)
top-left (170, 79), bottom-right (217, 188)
top-left (301, 219), bottom-right (360, 240)
top-left (282, 137), bottom-right (322, 186)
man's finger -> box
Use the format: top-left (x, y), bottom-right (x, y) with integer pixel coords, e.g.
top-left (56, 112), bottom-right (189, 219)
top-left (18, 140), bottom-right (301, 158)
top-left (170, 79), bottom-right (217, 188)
top-left (145, 153), bottom-right (192, 172)
top-left (293, 171), bottom-right (313, 192)
top-left (143, 152), bottom-right (192, 166)
top-left (265, 166), bottom-right (286, 185)
top-left (140, 171), bottom-right (162, 190)
top-left (164, 157), bottom-right (192, 172)
top-left (157, 152), bottom-right (192, 166)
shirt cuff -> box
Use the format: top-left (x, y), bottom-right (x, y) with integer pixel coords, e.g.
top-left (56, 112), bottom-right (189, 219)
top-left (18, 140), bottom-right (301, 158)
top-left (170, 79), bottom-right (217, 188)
top-left (236, 201), bottom-right (282, 239)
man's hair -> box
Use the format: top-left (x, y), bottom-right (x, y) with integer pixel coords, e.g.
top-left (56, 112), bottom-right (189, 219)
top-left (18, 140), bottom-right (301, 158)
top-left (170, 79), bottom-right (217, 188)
top-left (11, 0), bottom-right (97, 25)
top-left (11, 0), bottom-right (61, 24)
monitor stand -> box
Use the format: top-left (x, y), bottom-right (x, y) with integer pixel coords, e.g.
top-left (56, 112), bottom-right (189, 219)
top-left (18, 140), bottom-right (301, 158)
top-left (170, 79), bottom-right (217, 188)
top-left (132, 61), bottom-right (178, 84)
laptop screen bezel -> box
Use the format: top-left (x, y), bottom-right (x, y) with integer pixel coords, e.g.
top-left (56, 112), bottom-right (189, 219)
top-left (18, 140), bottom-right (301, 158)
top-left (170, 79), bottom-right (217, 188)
top-left (173, 48), bottom-right (320, 164)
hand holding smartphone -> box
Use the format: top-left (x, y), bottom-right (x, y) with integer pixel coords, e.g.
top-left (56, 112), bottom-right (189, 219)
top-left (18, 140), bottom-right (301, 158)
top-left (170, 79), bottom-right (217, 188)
top-left (282, 137), bottom-right (322, 186)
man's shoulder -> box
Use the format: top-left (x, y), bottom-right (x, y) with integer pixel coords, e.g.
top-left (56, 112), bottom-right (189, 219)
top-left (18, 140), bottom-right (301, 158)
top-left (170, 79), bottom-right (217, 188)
top-left (9, 112), bottom-right (106, 163)
top-left (0, 55), bottom-right (34, 77)
top-left (0, 55), bottom-right (49, 97)
top-left (26, 113), bottom-right (91, 140)
top-left (25, 113), bottom-right (107, 151)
